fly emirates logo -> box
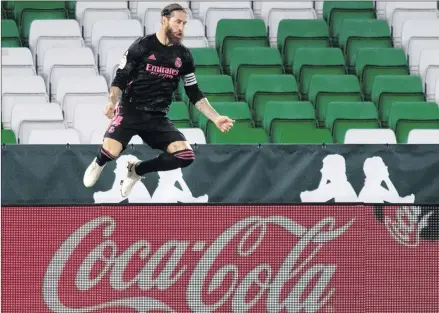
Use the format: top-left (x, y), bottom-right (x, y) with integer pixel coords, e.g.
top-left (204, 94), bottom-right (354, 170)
top-left (146, 63), bottom-right (179, 79)
top-left (42, 216), bottom-right (354, 313)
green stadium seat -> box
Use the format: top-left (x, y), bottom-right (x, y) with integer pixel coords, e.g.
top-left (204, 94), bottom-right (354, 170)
top-left (262, 101), bottom-right (332, 143)
top-left (339, 19), bottom-right (393, 71)
top-left (230, 47), bottom-right (284, 100)
top-left (198, 102), bottom-right (255, 143)
top-left (292, 48), bottom-right (346, 97)
top-left (245, 74), bottom-right (299, 126)
top-left (168, 102), bottom-right (191, 128)
top-left (180, 75), bottom-right (237, 126)
top-left (325, 101), bottom-right (380, 143)
top-left (356, 48), bottom-right (409, 100)
top-left (13, 1), bottom-right (68, 45)
top-left (1, 129), bottom-right (17, 144)
top-left (372, 75), bottom-right (425, 124)
top-left (190, 48), bottom-right (222, 75)
top-left (1, 20), bottom-right (22, 47)
top-left (3, 1), bottom-right (15, 18)
top-left (2, 8), bottom-right (6, 19)
top-left (65, 1), bottom-right (76, 19)
top-left (277, 19), bottom-right (330, 71)
top-left (323, 1), bottom-right (376, 45)
top-left (216, 19), bottom-right (269, 74)
top-left (308, 75), bottom-right (362, 125)
top-left (389, 102), bottom-right (439, 143)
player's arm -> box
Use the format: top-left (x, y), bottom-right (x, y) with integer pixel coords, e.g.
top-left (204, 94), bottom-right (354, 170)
top-left (104, 38), bottom-right (143, 118)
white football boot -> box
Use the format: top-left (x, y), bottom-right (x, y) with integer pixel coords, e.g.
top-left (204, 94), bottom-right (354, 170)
top-left (120, 156), bottom-right (143, 198)
top-left (83, 157), bottom-right (106, 187)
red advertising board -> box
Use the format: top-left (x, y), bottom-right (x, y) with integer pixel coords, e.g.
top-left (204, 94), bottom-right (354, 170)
top-left (2, 205), bottom-right (438, 313)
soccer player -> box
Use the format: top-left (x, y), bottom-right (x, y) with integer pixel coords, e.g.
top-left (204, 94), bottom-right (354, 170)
top-left (83, 3), bottom-right (234, 197)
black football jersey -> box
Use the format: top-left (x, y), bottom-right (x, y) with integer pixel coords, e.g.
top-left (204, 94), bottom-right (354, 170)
top-left (111, 34), bottom-right (196, 114)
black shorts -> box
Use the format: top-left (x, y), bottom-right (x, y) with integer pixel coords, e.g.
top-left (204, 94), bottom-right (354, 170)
top-left (104, 107), bottom-right (186, 151)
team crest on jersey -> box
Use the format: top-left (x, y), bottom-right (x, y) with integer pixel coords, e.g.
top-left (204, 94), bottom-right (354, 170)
top-left (175, 57), bottom-right (182, 68)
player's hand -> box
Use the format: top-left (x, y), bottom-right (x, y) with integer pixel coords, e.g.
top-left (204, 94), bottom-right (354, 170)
top-left (214, 116), bottom-right (235, 132)
top-left (104, 102), bottom-right (116, 119)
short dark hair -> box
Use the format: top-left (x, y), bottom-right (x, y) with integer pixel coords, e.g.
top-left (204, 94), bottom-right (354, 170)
top-left (161, 3), bottom-right (186, 17)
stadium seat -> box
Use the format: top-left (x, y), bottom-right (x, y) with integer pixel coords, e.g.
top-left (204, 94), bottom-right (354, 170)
top-left (325, 101), bottom-right (380, 143)
top-left (103, 46), bottom-right (128, 86)
top-left (72, 103), bottom-right (111, 144)
top-left (42, 47), bottom-right (98, 101)
top-left (277, 19), bottom-right (330, 71)
top-left (401, 20), bottom-right (439, 62)
top-left (65, 1), bottom-right (76, 18)
top-left (1, 129), bottom-right (17, 144)
top-left (178, 128), bottom-right (207, 144)
top-left (344, 129), bottom-right (397, 144)
top-left (292, 47), bottom-right (346, 97)
top-left (216, 19), bottom-right (269, 74)
top-left (245, 74), bottom-right (299, 126)
top-left (230, 47), bottom-right (284, 100)
top-left (13, 1), bottom-right (68, 46)
top-left (190, 48), bottom-right (222, 75)
top-left (198, 101), bottom-right (252, 133)
top-left (407, 129), bottom-right (439, 144)
top-left (383, 2), bottom-right (438, 27)
top-left (1, 47), bottom-right (36, 76)
top-left (168, 102), bottom-right (191, 128)
top-left (10, 102), bottom-right (66, 144)
top-left (91, 19), bottom-right (142, 69)
top-left (198, 2), bottom-right (254, 45)
top-left (178, 19), bottom-right (207, 48)
top-left (75, 2), bottom-right (131, 46)
top-left (180, 75), bottom-right (236, 125)
top-left (339, 19), bottom-right (393, 71)
top-left (2, 76), bottom-right (49, 129)
top-left (371, 75), bottom-right (425, 124)
top-left (436, 79), bottom-right (439, 105)
top-left (56, 76), bottom-right (109, 127)
top-left (29, 20), bottom-right (84, 74)
top-left (389, 101), bottom-right (439, 143)
top-left (408, 41), bottom-right (439, 75)
top-left (391, 9), bottom-right (438, 48)
top-left (322, 1), bottom-right (376, 45)
top-left (356, 48), bottom-right (409, 99)
top-left (256, 2), bottom-right (317, 46)
top-left (3, 1), bottom-right (15, 18)
top-left (27, 129), bottom-right (81, 144)
top-left (308, 74), bottom-right (362, 125)
top-left (419, 49), bottom-right (439, 101)
top-left (1, 20), bottom-right (21, 47)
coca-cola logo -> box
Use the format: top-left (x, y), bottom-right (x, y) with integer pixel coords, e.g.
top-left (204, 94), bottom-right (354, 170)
top-left (43, 216), bottom-right (355, 313)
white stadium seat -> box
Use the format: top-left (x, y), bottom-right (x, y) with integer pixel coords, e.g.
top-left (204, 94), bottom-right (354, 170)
top-left (384, 2), bottom-right (438, 24)
top-left (401, 20), bottom-right (439, 56)
top-left (375, 1), bottom-right (386, 19)
top-left (91, 19), bottom-right (142, 69)
top-left (391, 10), bottom-right (438, 48)
top-left (42, 47), bottom-right (98, 101)
top-left (257, 2), bottom-right (316, 46)
top-left (343, 129), bottom-right (397, 144)
top-left (11, 103), bottom-right (66, 144)
top-left (1, 76), bottom-right (48, 129)
top-left (28, 129), bottom-right (81, 144)
top-left (408, 39), bottom-right (439, 75)
top-left (75, 1), bottom-right (131, 46)
top-left (198, 2), bottom-right (254, 45)
top-left (28, 20), bottom-right (84, 74)
top-left (1, 47), bottom-right (36, 76)
top-left (419, 49), bottom-right (439, 100)
top-left (104, 47), bottom-right (128, 86)
top-left (72, 104), bottom-right (111, 144)
top-left (314, 1), bottom-right (324, 19)
top-left (56, 76), bottom-right (108, 127)
top-left (436, 79), bottom-right (439, 105)
top-left (407, 129), bottom-right (439, 143)
top-left (178, 128), bottom-right (207, 144)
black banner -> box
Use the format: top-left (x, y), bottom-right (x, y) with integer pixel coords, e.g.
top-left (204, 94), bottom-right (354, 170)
top-left (2, 144), bottom-right (439, 205)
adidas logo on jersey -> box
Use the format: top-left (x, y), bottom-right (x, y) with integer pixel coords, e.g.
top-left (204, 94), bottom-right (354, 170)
top-left (148, 54), bottom-right (156, 60)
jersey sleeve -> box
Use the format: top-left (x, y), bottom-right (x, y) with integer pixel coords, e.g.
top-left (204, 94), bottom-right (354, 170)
top-left (111, 38), bottom-right (144, 90)
top-left (181, 49), bottom-right (197, 87)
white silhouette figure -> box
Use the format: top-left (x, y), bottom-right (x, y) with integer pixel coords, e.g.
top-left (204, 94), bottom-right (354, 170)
top-left (358, 156), bottom-right (415, 203)
top-left (300, 154), bottom-right (359, 203)
top-left (151, 168), bottom-right (208, 203)
top-left (93, 155), bottom-right (152, 203)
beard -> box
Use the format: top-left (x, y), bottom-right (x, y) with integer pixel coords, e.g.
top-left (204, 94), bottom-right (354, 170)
top-left (165, 26), bottom-right (183, 45)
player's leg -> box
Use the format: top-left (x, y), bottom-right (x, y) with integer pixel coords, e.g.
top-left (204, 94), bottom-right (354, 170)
top-left (120, 129), bottom-right (194, 197)
top-left (83, 117), bottom-right (133, 187)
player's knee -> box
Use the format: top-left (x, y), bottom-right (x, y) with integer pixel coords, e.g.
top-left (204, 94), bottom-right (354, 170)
top-left (173, 149), bottom-right (195, 168)
top-left (103, 138), bottom-right (123, 158)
